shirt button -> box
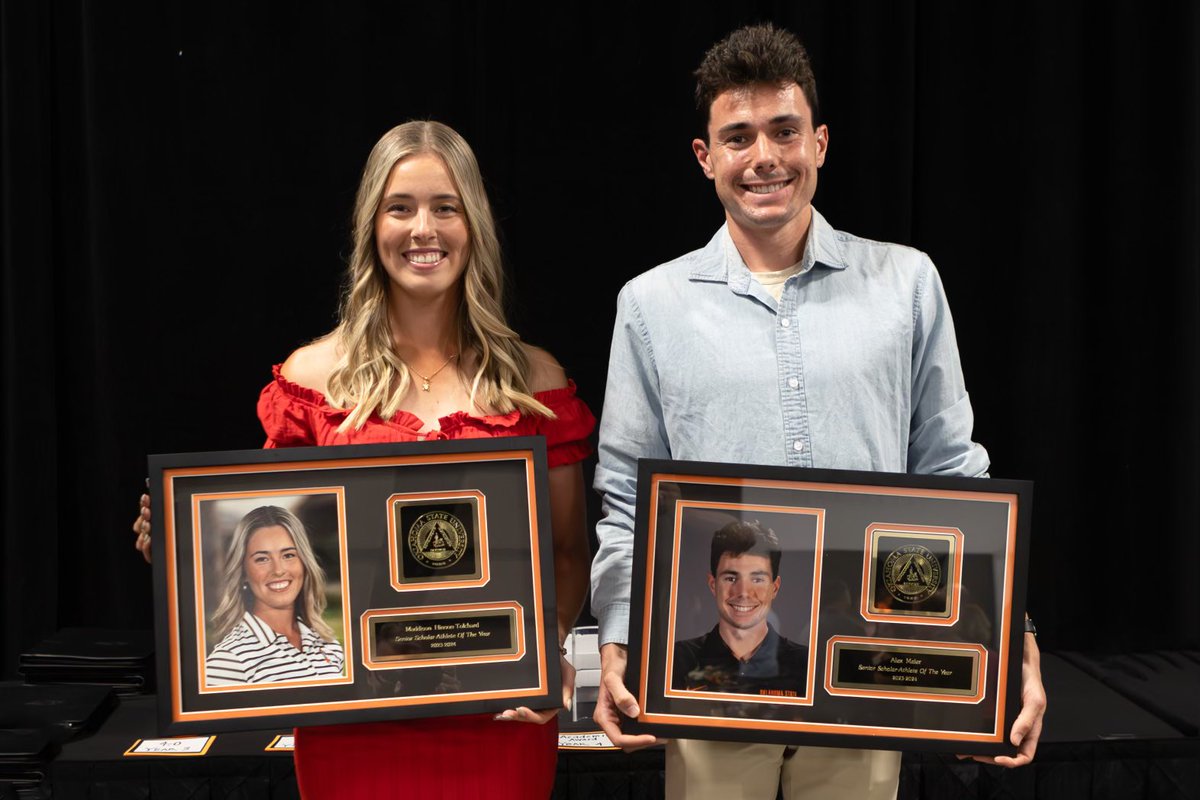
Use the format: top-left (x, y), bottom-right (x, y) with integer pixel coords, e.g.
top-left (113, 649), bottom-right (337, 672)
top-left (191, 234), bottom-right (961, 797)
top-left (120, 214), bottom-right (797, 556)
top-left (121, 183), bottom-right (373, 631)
top-left (780, 318), bottom-right (791, 328)
top-left (788, 377), bottom-right (799, 389)
top-left (793, 440), bottom-right (805, 452)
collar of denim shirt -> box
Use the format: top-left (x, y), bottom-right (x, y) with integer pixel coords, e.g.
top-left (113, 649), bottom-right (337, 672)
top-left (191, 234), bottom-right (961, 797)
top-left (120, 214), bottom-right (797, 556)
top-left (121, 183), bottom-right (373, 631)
top-left (688, 207), bottom-right (849, 296)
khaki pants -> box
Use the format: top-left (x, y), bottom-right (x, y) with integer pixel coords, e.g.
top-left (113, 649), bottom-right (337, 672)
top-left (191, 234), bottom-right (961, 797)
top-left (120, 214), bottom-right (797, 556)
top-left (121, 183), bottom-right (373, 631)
top-left (666, 739), bottom-right (901, 800)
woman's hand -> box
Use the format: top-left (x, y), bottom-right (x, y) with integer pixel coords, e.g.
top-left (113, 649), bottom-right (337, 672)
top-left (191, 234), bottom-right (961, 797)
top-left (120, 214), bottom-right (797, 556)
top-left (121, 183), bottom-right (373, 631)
top-left (132, 493), bottom-right (152, 563)
top-left (494, 652), bottom-right (575, 725)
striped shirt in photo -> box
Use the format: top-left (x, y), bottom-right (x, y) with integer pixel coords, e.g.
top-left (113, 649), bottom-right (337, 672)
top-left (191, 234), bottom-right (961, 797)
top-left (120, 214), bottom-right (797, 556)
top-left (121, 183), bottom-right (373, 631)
top-left (205, 611), bottom-right (345, 686)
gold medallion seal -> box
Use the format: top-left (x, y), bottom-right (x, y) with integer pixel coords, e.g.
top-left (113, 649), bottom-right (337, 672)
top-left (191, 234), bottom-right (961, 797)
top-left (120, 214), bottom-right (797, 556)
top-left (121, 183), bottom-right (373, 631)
top-left (407, 510), bottom-right (469, 569)
top-left (882, 544), bottom-right (941, 604)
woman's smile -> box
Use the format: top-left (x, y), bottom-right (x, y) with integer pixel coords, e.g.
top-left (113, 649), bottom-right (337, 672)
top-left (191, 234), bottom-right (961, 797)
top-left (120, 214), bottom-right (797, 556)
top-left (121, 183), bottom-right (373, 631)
top-left (404, 247), bottom-right (449, 267)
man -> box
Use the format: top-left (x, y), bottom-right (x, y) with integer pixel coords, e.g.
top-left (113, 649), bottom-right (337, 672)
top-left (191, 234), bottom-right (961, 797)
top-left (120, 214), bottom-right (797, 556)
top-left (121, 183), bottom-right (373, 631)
top-left (673, 520), bottom-right (808, 697)
top-left (590, 23), bottom-right (1045, 800)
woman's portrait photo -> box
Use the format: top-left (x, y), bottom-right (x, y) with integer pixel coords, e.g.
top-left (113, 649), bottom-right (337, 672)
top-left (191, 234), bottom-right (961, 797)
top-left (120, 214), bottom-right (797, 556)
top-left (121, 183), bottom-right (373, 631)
top-left (198, 494), bottom-right (348, 688)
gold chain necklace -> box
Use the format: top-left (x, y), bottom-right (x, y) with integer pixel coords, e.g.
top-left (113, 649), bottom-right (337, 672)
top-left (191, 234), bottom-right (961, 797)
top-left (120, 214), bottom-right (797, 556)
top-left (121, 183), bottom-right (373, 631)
top-left (399, 353), bottom-right (458, 392)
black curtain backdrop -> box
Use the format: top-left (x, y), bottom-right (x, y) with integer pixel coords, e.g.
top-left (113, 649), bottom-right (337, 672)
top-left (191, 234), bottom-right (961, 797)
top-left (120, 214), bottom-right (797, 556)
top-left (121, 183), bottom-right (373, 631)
top-left (2, 1), bottom-right (1198, 678)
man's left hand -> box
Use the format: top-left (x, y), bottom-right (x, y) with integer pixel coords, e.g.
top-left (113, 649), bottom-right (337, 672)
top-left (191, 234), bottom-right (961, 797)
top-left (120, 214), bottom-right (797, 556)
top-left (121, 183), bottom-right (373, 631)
top-left (969, 631), bottom-right (1046, 767)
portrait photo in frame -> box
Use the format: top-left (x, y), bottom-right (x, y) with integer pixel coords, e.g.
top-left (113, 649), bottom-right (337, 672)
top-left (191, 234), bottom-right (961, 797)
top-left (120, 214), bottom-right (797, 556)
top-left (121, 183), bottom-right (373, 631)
top-left (626, 459), bottom-right (1032, 756)
top-left (667, 501), bottom-right (822, 706)
top-left (194, 489), bottom-right (351, 692)
top-left (150, 437), bottom-right (559, 735)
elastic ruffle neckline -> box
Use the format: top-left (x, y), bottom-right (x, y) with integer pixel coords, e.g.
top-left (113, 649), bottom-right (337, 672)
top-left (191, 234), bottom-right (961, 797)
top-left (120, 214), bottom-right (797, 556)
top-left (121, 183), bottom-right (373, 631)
top-left (269, 363), bottom-right (579, 433)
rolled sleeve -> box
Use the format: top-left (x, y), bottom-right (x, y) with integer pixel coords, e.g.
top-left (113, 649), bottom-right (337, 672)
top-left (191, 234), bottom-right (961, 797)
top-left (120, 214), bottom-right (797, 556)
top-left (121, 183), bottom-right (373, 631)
top-left (908, 258), bottom-right (990, 478)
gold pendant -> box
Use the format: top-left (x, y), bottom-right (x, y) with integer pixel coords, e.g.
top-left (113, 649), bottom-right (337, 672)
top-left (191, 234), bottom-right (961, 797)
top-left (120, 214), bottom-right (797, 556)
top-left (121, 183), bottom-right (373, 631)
top-left (421, 380), bottom-right (431, 391)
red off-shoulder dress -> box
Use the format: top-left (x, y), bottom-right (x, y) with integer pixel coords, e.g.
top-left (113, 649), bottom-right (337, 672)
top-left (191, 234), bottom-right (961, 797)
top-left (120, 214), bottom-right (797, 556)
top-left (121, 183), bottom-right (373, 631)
top-left (257, 365), bottom-right (596, 799)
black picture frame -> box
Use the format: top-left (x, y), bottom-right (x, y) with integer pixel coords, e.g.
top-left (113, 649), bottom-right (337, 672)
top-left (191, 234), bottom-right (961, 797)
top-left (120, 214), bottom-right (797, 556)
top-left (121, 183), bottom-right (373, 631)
top-left (625, 459), bottom-right (1032, 756)
top-left (149, 437), bottom-right (559, 734)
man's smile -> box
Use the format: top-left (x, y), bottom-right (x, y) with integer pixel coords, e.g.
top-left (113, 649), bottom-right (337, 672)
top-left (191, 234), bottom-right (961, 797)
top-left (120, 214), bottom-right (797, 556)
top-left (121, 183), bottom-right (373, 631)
top-left (741, 177), bottom-right (795, 195)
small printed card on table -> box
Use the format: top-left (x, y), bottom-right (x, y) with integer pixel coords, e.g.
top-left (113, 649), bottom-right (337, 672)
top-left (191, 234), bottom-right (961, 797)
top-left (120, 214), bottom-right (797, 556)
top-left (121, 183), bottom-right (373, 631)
top-left (124, 736), bottom-right (215, 756)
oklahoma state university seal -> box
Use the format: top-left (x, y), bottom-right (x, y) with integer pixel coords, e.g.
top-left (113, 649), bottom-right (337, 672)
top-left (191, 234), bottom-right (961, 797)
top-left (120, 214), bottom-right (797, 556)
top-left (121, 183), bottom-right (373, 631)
top-left (883, 544), bottom-right (941, 604)
top-left (408, 510), bottom-right (468, 570)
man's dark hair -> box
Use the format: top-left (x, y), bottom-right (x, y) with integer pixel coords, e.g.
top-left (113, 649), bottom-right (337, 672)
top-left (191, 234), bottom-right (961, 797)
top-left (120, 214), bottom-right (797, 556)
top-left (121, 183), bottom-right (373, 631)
top-left (694, 23), bottom-right (820, 139)
top-left (709, 520), bottom-right (782, 579)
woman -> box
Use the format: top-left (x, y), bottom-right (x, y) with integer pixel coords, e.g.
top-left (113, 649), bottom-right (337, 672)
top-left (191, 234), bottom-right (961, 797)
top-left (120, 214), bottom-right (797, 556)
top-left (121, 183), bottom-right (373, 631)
top-left (205, 505), bottom-right (345, 686)
top-left (135, 120), bottom-right (593, 798)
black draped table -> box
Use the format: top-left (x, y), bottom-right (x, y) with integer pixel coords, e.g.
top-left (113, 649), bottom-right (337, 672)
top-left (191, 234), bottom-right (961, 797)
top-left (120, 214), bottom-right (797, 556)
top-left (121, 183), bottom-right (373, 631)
top-left (40, 651), bottom-right (1200, 799)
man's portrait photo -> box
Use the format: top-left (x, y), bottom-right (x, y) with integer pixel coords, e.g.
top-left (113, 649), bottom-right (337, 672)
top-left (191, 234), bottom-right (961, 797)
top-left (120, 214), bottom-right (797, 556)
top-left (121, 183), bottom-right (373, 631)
top-left (670, 509), bottom-right (818, 700)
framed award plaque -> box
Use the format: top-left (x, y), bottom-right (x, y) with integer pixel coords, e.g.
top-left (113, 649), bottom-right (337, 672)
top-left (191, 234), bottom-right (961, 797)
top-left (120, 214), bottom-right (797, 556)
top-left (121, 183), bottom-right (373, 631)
top-left (149, 437), bottom-right (559, 734)
top-left (624, 459), bottom-right (1032, 755)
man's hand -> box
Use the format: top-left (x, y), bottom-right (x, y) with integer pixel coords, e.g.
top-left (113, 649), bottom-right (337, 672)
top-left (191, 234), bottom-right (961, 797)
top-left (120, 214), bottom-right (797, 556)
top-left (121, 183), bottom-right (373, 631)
top-left (593, 643), bottom-right (661, 751)
top-left (970, 632), bottom-right (1046, 767)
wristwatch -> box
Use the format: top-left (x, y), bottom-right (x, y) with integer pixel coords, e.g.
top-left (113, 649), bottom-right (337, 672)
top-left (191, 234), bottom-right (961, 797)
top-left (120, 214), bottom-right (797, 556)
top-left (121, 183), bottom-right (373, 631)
top-left (1024, 615), bottom-right (1038, 637)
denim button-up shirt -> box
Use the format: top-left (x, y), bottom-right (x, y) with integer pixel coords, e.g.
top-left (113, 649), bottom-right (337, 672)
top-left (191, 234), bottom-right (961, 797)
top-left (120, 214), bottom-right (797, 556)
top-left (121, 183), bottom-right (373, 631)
top-left (591, 209), bottom-right (989, 646)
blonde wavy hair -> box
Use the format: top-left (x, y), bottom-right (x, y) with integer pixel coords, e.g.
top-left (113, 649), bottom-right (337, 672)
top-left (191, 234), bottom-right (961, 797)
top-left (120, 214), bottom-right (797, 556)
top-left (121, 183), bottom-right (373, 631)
top-left (326, 120), bottom-right (552, 430)
top-left (209, 505), bottom-right (336, 645)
